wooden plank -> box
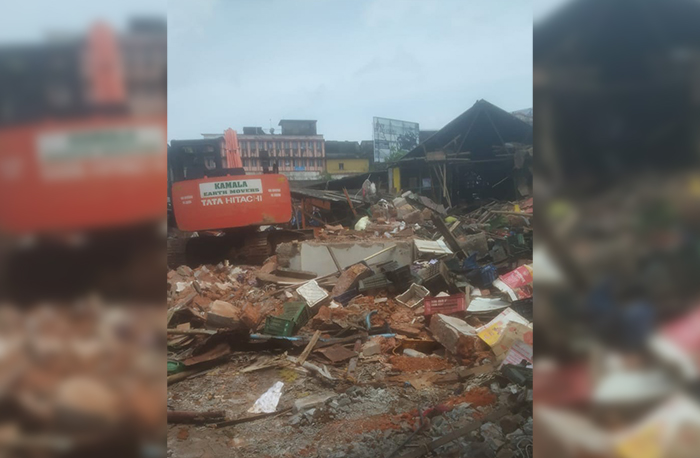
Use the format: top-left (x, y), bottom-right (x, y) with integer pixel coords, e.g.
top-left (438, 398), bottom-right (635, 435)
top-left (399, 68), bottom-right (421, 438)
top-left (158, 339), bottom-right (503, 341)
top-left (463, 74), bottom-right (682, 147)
top-left (301, 199), bottom-right (306, 229)
top-left (167, 292), bottom-right (197, 325)
top-left (256, 272), bottom-right (308, 286)
top-left (167, 410), bottom-right (225, 424)
top-left (343, 187), bottom-right (358, 217)
top-left (307, 197), bottom-right (332, 211)
top-left (167, 328), bottom-right (217, 336)
top-left (430, 215), bottom-right (467, 260)
top-left (489, 210), bottom-right (532, 217)
top-left (215, 407), bottom-right (292, 429)
top-left (297, 330), bottom-right (322, 365)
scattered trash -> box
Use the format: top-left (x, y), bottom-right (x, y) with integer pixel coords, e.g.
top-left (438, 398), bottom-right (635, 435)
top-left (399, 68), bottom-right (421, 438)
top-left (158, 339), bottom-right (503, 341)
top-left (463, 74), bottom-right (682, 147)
top-left (296, 280), bottom-right (329, 308)
top-left (354, 216), bottom-right (370, 231)
top-left (396, 283), bottom-right (430, 309)
top-left (492, 264), bottom-right (533, 301)
top-left (423, 293), bottom-right (467, 316)
top-left (248, 381), bottom-right (285, 414)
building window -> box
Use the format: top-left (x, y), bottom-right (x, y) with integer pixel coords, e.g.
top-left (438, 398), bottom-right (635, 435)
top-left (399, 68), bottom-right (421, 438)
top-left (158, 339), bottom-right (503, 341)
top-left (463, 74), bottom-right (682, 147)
top-left (317, 159), bottom-right (323, 167)
top-left (276, 141), bottom-right (282, 150)
top-left (285, 160), bottom-right (290, 167)
top-left (317, 142), bottom-right (323, 152)
top-left (285, 141), bottom-right (290, 148)
top-left (339, 163), bottom-right (344, 170)
top-left (268, 142), bottom-right (273, 149)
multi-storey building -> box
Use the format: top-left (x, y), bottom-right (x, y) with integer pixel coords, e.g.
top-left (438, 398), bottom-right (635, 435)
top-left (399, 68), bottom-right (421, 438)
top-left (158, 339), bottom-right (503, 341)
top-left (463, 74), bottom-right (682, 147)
top-left (324, 140), bottom-right (374, 177)
top-left (206, 120), bottom-right (325, 181)
top-left (0, 17), bottom-right (166, 125)
top-left (239, 120), bottom-right (325, 181)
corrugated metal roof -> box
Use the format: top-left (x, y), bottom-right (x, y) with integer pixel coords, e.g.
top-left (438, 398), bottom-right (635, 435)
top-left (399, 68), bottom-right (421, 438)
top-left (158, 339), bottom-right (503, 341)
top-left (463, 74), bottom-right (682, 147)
top-left (398, 100), bottom-right (533, 162)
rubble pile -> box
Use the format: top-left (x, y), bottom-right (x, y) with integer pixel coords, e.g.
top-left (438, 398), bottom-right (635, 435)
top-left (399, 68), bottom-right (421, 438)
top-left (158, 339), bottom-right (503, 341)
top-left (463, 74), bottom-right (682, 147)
top-left (0, 300), bottom-right (165, 456)
top-left (167, 194), bottom-right (533, 458)
top-left (535, 173), bottom-right (700, 458)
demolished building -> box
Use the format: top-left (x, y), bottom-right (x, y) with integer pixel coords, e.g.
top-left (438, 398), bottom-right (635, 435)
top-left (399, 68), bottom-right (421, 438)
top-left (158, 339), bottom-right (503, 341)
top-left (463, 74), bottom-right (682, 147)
top-left (167, 184), bottom-right (533, 457)
top-left (390, 100), bottom-right (533, 206)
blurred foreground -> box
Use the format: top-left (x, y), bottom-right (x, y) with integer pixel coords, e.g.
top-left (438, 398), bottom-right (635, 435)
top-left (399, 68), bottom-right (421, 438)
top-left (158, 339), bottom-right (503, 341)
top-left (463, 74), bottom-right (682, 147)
top-left (535, 0), bottom-right (700, 457)
top-left (0, 8), bottom-right (166, 458)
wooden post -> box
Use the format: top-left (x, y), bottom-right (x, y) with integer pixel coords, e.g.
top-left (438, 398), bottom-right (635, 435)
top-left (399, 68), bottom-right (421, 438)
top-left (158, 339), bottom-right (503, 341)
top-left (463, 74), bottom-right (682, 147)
top-left (167, 410), bottom-right (225, 424)
top-left (326, 246), bottom-right (343, 272)
top-left (343, 187), bottom-right (358, 217)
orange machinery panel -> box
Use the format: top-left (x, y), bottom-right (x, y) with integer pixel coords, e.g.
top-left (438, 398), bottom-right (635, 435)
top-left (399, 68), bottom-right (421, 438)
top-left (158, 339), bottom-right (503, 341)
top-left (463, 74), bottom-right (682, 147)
top-left (171, 174), bottom-right (292, 232)
top-left (0, 116), bottom-right (167, 234)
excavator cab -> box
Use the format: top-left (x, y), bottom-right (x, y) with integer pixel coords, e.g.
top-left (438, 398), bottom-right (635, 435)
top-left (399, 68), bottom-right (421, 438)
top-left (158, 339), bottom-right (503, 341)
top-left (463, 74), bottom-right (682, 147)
top-left (168, 137), bottom-right (245, 182)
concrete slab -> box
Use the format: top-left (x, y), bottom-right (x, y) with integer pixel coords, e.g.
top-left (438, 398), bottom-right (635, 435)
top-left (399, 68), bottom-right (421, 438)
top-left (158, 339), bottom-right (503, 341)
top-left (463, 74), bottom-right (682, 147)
top-left (283, 240), bottom-right (413, 277)
top-left (293, 393), bottom-right (337, 413)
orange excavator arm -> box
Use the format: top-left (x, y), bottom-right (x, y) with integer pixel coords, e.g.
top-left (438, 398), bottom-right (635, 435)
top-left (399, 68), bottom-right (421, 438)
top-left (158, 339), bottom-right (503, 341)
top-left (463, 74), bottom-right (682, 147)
top-left (224, 128), bottom-right (243, 169)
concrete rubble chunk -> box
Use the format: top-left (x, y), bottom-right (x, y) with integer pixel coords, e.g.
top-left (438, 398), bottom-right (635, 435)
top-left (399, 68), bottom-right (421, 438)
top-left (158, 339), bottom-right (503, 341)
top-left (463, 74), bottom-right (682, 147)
top-left (330, 263), bottom-right (371, 297)
top-left (392, 323), bottom-right (422, 337)
top-left (206, 300), bottom-right (242, 329)
top-left (480, 422), bottom-right (506, 451)
top-left (429, 313), bottom-right (479, 354)
top-left (293, 393), bottom-right (337, 413)
top-left (392, 197), bottom-right (407, 207)
top-left (176, 265), bottom-right (193, 276)
top-left (208, 300), bottom-right (240, 318)
top-left (414, 239), bottom-right (453, 257)
top-left (361, 340), bottom-right (381, 357)
top-left (403, 348), bottom-right (427, 358)
top-left (55, 376), bottom-right (121, 423)
top-left (402, 209), bottom-right (423, 224)
top-left (240, 304), bottom-right (260, 329)
top-left (457, 232), bottom-right (489, 257)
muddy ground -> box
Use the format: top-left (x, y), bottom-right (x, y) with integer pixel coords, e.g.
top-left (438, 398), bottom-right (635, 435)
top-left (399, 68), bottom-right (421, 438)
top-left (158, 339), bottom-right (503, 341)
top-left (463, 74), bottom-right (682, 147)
top-left (167, 353), bottom-right (531, 458)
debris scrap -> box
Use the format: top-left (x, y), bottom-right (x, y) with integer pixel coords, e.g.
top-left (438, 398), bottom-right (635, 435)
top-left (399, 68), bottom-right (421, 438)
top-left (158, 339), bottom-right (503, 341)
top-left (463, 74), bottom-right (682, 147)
top-left (167, 194), bottom-right (533, 457)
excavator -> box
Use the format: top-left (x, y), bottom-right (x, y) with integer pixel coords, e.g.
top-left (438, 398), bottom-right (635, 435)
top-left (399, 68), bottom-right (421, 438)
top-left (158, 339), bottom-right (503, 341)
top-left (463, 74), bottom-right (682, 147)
top-left (168, 129), bottom-right (302, 267)
top-left (0, 21), bottom-right (166, 302)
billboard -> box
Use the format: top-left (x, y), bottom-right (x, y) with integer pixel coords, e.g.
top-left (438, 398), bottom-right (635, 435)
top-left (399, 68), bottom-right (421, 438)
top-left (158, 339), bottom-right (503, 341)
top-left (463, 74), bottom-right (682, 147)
top-left (372, 117), bottom-right (420, 163)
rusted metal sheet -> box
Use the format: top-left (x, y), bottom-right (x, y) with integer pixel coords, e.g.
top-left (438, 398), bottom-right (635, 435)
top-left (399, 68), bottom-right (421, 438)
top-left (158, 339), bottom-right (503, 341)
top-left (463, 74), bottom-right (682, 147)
top-left (316, 343), bottom-right (357, 363)
top-left (305, 197), bottom-right (331, 211)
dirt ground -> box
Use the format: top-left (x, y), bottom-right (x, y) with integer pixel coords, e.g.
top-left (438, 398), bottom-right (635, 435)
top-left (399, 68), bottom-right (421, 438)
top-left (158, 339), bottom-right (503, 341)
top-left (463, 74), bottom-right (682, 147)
top-left (167, 352), bottom-right (531, 458)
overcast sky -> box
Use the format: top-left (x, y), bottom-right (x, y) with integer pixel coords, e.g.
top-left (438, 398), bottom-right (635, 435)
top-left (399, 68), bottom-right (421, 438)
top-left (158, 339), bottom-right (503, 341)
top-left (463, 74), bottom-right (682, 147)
top-left (0, 0), bottom-right (164, 43)
top-left (168, 0), bottom-right (539, 142)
